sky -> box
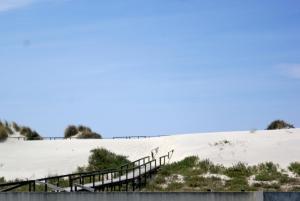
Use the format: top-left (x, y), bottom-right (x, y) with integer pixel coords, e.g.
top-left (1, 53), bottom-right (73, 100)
top-left (0, 0), bottom-right (300, 137)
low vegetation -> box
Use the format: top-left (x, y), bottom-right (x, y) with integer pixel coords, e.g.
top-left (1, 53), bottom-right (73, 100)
top-left (0, 126), bottom-right (8, 141)
top-left (266, 120), bottom-right (294, 130)
top-left (20, 126), bottom-right (42, 140)
top-left (289, 162), bottom-right (300, 176)
top-left (0, 120), bottom-right (42, 141)
top-left (77, 148), bottom-right (130, 172)
top-left (145, 156), bottom-right (300, 192)
top-left (64, 125), bottom-right (102, 139)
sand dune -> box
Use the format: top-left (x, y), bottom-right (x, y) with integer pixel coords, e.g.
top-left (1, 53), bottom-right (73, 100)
top-left (0, 128), bottom-right (299, 180)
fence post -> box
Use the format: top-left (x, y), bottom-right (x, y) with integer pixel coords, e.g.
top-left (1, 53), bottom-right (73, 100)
top-left (44, 179), bottom-right (47, 192)
top-left (144, 164), bottom-right (147, 184)
top-left (69, 176), bottom-right (73, 192)
top-left (93, 175), bottom-right (95, 188)
top-left (28, 181), bottom-right (31, 192)
top-left (132, 167), bottom-right (135, 191)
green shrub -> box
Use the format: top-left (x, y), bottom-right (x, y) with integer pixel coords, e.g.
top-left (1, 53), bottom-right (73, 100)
top-left (0, 126), bottom-right (8, 141)
top-left (20, 126), bottom-right (32, 136)
top-left (26, 131), bottom-right (42, 140)
top-left (64, 125), bottom-right (102, 139)
top-left (185, 175), bottom-right (223, 189)
top-left (197, 159), bottom-right (212, 173)
top-left (20, 126), bottom-right (42, 140)
top-left (78, 131), bottom-right (102, 139)
top-left (158, 156), bottom-right (198, 177)
top-left (78, 125), bottom-right (92, 133)
top-left (224, 162), bottom-right (252, 178)
top-left (266, 120), bottom-right (294, 130)
top-left (255, 162), bottom-right (281, 181)
top-left (209, 164), bottom-right (226, 174)
top-left (86, 148), bottom-right (130, 171)
top-left (166, 182), bottom-right (184, 191)
top-left (154, 175), bottom-right (166, 184)
top-left (225, 177), bottom-right (249, 191)
top-left (288, 162), bottom-right (300, 176)
top-left (0, 177), bottom-right (5, 184)
top-left (64, 125), bottom-right (78, 138)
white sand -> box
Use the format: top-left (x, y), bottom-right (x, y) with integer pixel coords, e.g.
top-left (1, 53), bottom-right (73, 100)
top-left (0, 128), bottom-right (300, 180)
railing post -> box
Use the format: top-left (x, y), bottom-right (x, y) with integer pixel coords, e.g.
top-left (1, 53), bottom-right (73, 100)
top-left (44, 179), bottom-right (47, 192)
top-left (139, 165), bottom-right (141, 177)
top-left (144, 164), bottom-right (147, 184)
top-left (132, 167), bottom-right (135, 191)
top-left (149, 161), bottom-right (152, 178)
top-left (28, 181), bottom-right (31, 192)
top-left (111, 172), bottom-right (113, 184)
top-left (125, 169), bottom-right (128, 191)
top-left (138, 165), bottom-right (141, 190)
top-left (133, 167), bottom-right (135, 180)
top-left (93, 175), bottom-right (95, 188)
top-left (69, 176), bottom-right (73, 192)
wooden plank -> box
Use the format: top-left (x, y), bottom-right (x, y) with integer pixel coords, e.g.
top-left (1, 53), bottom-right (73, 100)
top-left (35, 180), bottom-right (66, 192)
top-left (0, 183), bottom-right (27, 192)
top-left (74, 183), bottom-right (95, 192)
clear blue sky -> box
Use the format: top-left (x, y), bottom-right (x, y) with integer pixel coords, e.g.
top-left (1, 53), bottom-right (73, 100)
top-left (0, 0), bottom-right (299, 137)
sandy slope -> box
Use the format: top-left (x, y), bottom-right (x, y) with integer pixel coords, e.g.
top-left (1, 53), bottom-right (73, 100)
top-left (0, 128), bottom-right (300, 180)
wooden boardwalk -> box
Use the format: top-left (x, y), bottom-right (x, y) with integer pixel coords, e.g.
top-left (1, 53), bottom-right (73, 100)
top-left (0, 150), bottom-right (174, 192)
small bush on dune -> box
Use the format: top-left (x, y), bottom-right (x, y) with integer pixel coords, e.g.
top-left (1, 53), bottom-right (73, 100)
top-left (78, 125), bottom-right (92, 133)
top-left (26, 131), bottom-right (43, 140)
top-left (0, 120), bottom-right (13, 135)
top-left (20, 126), bottom-right (42, 140)
top-left (20, 126), bottom-right (32, 136)
top-left (288, 162), bottom-right (300, 176)
top-left (77, 131), bottom-right (102, 139)
top-left (0, 177), bottom-right (5, 184)
top-left (64, 125), bottom-right (78, 138)
top-left (159, 156), bottom-right (199, 177)
top-left (165, 182), bottom-right (184, 191)
top-left (64, 125), bottom-right (102, 139)
top-left (255, 162), bottom-right (282, 181)
top-left (0, 126), bottom-right (8, 142)
top-left (266, 120), bottom-right (294, 130)
top-left (225, 177), bottom-right (249, 191)
top-left (224, 162), bottom-right (253, 178)
top-left (86, 148), bottom-right (130, 171)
